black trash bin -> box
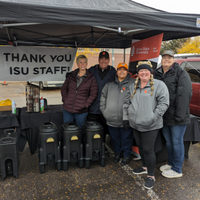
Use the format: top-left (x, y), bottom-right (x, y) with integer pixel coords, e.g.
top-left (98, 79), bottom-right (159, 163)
top-left (84, 121), bottom-right (105, 169)
top-left (38, 122), bottom-right (61, 174)
top-left (0, 129), bottom-right (19, 180)
top-left (61, 122), bottom-right (84, 171)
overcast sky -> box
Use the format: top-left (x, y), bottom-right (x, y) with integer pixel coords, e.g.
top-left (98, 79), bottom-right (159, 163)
top-left (133, 0), bottom-right (200, 14)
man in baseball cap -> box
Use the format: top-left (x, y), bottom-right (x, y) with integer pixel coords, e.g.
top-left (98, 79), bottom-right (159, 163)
top-left (99, 51), bottom-right (110, 59)
top-left (88, 51), bottom-right (116, 150)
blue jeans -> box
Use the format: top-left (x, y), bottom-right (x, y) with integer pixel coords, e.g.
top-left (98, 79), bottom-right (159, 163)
top-left (162, 125), bottom-right (187, 173)
top-left (63, 109), bottom-right (88, 129)
top-left (108, 126), bottom-right (133, 157)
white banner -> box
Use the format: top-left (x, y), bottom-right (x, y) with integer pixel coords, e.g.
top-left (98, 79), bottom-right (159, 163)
top-left (0, 46), bottom-right (77, 81)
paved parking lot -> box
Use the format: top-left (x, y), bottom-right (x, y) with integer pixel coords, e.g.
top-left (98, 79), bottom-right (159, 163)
top-left (0, 81), bottom-right (200, 200)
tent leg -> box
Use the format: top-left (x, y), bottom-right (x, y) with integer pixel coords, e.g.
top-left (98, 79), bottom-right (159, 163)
top-left (123, 48), bottom-right (126, 62)
top-left (112, 49), bottom-right (114, 67)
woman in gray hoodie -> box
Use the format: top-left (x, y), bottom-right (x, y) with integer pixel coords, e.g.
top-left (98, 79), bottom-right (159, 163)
top-left (100, 62), bottom-right (135, 166)
top-left (123, 61), bottom-right (169, 189)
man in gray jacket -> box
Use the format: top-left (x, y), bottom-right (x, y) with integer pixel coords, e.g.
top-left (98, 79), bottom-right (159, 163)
top-left (100, 62), bottom-right (135, 166)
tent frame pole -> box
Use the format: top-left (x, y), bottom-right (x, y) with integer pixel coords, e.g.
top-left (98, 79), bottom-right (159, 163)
top-left (124, 48), bottom-right (126, 62)
top-left (2, 23), bottom-right (41, 28)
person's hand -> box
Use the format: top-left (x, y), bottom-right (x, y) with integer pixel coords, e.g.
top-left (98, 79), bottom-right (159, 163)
top-left (123, 120), bottom-right (130, 130)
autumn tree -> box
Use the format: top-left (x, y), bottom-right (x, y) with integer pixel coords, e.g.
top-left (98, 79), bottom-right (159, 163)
top-left (178, 36), bottom-right (200, 54)
top-left (160, 38), bottom-right (190, 54)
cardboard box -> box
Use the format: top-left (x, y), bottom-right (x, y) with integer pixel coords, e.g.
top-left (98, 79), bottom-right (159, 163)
top-left (0, 105), bottom-right (12, 111)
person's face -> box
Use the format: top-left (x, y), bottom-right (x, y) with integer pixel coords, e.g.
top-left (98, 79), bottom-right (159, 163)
top-left (117, 67), bottom-right (128, 80)
top-left (138, 69), bottom-right (151, 82)
top-left (161, 55), bottom-right (174, 68)
top-left (99, 57), bottom-right (110, 70)
top-left (77, 58), bottom-right (87, 71)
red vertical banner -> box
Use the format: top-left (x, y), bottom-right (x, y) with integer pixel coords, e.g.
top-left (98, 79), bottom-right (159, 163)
top-left (129, 33), bottom-right (163, 74)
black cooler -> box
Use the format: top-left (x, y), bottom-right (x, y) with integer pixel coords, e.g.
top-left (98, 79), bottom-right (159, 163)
top-left (84, 121), bottom-right (105, 169)
top-left (0, 129), bottom-right (19, 180)
top-left (38, 122), bottom-right (61, 173)
top-left (61, 122), bottom-right (84, 170)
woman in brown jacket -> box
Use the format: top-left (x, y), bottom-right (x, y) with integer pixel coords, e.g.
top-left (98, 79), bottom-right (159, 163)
top-left (61, 54), bottom-right (98, 129)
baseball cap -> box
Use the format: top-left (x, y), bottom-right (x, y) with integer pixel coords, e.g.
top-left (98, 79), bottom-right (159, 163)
top-left (99, 51), bottom-right (109, 59)
top-left (117, 62), bottom-right (128, 70)
top-left (162, 50), bottom-right (174, 57)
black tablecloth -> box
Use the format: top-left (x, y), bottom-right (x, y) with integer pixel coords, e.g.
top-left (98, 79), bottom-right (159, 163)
top-left (20, 105), bottom-right (63, 131)
top-left (184, 114), bottom-right (200, 142)
top-left (0, 108), bottom-right (20, 129)
top-left (20, 105), bottom-right (63, 154)
top-left (0, 108), bottom-right (25, 151)
top-left (19, 104), bottom-right (200, 156)
top-left (183, 114), bottom-right (200, 159)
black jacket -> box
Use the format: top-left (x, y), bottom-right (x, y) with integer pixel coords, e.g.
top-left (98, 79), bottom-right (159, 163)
top-left (88, 65), bottom-right (116, 114)
top-left (155, 62), bottom-right (192, 126)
